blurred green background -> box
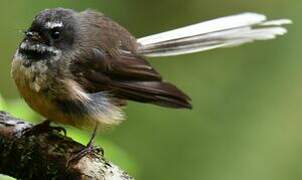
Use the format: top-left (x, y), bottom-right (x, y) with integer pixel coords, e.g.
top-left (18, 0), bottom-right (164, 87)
top-left (0, 0), bottom-right (300, 180)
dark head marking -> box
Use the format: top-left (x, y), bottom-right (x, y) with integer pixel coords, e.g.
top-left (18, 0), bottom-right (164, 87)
top-left (31, 8), bottom-right (77, 50)
top-left (19, 8), bottom-right (78, 60)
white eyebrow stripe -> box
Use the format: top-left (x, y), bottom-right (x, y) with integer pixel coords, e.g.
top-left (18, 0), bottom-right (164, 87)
top-left (45, 21), bottom-right (63, 29)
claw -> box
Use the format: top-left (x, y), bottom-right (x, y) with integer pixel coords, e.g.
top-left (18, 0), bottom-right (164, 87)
top-left (66, 122), bottom-right (102, 166)
top-left (67, 144), bottom-right (104, 166)
top-left (51, 126), bottom-right (67, 136)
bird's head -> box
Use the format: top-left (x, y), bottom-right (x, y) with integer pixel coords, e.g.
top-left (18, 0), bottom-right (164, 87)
top-left (18, 8), bottom-right (78, 61)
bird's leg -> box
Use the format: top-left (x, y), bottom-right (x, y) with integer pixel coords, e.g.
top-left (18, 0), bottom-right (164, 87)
top-left (22, 119), bottom-right (66, 136)
top-left (86, 122), bottom-right (98, 147)
top-left (67, 123), bottom-right (103, 166)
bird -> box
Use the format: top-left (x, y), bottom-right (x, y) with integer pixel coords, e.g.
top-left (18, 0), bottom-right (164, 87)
top-left (11, 8), bottom-right (291, 157)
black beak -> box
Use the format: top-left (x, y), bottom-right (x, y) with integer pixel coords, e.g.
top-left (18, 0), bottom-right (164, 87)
top-left (25, 31), bottom-right (39, 40)
top-left (24, 31), bottom-right (48, 45)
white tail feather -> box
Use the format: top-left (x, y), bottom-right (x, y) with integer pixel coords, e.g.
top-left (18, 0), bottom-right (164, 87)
top-left (137, 13), bottom-right (291, 57)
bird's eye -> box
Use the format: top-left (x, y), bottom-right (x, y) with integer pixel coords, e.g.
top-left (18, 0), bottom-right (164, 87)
top-left (50, 30), bottom-right (61, 40)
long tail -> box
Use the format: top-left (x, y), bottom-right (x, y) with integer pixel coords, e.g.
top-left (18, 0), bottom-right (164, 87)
top-left (137, 13), bottom-right (291, 57)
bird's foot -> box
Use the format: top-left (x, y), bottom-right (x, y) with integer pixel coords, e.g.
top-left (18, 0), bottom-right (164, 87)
top-left (67, 143), bottom-right (104, 166)
top-left (67, 123), bottom-right (101, 166)
top-left (22, 119), bottom-right (67, 137)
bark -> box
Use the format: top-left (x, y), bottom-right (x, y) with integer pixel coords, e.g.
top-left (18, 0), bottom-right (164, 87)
top-left (0, 111), bottom-right (134, 180)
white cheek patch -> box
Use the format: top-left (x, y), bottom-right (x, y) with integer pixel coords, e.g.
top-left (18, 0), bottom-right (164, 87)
top-left (45, 21), bottom-right (63, 29)
top-left (19, 42), bottom-right (62, 58)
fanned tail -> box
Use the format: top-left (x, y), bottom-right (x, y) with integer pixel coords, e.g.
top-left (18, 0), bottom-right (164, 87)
top-left (137, 13), bottom-right (291, 57)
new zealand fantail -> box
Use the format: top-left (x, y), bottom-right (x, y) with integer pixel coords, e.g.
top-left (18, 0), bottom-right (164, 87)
top-left (11, 8), bottom-right (291, 154)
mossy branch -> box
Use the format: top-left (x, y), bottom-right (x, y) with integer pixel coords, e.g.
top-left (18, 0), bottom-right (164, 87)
top-left (0, 111), bottom-right (133, 180)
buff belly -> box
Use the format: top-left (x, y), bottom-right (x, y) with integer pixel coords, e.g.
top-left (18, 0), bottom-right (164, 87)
top-left (11, 57), bottom-right (79, 126)
top-left (11, 55), bottom-right (124, 131)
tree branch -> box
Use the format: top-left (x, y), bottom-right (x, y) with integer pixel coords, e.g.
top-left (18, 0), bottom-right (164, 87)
top-left (0, 111), bottom-right (134, 180)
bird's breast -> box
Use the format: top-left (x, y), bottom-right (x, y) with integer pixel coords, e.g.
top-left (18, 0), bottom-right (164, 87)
top-left (11, 53), bottom-right (62, 120)
top-left (12, 52), bottom-right (51, 93)
top-left (11, 52), bottom-right (124, 131)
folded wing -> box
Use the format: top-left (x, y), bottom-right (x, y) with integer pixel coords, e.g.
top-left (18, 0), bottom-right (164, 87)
top-left (71, 48), bottom-right (191, 109)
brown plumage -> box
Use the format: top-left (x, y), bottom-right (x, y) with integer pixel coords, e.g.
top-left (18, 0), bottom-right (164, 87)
top-left (12, 8), bottom-right (290, 153)
top-left (12, 8), bottom-right (191, 135)
top-left (71, 10), bottom-right (192, 109)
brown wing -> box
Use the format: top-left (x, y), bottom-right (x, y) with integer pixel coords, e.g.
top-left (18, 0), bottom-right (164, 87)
top-left (71, 48), bottom-right (191, 109)
top-left (71, 11), bottom-right (191, 108)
